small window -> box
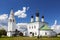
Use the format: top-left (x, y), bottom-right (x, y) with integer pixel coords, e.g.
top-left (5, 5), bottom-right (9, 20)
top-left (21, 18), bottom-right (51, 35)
top-left (45, 32), bottom-right (47, 35)
top-left (35, 32), bottom-right (37, 35)
top-left (10, 19), bottom-right (12, 22)
top-left (32, 26), bottom-right (33, 29)
top-left (30, 32), bottom-right (32, 34)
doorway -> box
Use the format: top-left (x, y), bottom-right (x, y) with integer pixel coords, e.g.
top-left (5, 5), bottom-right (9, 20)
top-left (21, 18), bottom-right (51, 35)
top-left (30, 32), bottom-right (34, 36)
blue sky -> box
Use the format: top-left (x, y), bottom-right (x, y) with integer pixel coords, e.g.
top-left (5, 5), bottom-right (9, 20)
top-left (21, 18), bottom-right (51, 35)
top-left (0, 0), bottom-right (60, 26)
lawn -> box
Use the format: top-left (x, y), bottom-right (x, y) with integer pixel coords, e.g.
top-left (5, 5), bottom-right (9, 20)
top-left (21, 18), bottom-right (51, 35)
top-left (0, 36), bottom-right (60, 40)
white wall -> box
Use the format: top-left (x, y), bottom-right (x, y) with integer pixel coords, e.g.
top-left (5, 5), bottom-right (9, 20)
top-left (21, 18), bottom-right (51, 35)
top-left (40, 30), bottom-right (56, 36)
top-left (28, 22), bottom-right (40, 36)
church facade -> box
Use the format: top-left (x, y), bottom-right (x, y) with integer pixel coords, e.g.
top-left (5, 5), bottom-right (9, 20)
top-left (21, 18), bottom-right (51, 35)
top-left (7, 9), bottom-right (57, 37)
top-left (27, 12), bottom-right (56, 37)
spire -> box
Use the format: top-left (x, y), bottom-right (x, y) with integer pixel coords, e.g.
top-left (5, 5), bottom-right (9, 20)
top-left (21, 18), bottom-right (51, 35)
top-left (9, 9), bottom-right (14, 19)
top-left (10, 9), bottom-right (14, 16)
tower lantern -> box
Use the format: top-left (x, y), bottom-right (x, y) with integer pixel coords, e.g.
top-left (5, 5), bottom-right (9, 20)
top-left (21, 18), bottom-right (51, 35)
top-left (31, 16), bottom-right (34, 22)
top-left (41, 16), bottom-right (44, 22)
top-left (35, 11), bottom-right (39, 22)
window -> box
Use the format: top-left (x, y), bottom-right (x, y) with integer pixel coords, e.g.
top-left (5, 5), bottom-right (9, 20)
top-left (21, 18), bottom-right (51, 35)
top-left (30, 32), bottom-right (32, 34)
top-left (13, 19), bottom-right (14, 22)
top-left (35, 32), bottom-right (37, 35)
top-left (45, 32), bottom-right (47, 35)
top-left (10, 19), bottom-right (12, 22)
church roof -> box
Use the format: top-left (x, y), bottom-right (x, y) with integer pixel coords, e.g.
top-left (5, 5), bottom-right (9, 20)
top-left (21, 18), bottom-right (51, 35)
top-left (40, 24), bottom-right (51, 30)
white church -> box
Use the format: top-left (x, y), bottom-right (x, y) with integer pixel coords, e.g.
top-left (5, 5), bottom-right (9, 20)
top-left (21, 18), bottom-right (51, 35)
top-left (7, 9), bottom-right (17, 37)
top-left (7, 9), bottom-right (57, 37)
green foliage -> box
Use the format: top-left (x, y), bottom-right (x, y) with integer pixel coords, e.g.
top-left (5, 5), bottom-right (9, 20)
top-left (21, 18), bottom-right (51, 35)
top-left (0, 29), bottom-right (7, 37)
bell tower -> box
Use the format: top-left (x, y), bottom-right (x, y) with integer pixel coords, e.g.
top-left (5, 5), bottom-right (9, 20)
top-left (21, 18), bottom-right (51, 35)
top-left (7, 9), bottom-right (16, 37)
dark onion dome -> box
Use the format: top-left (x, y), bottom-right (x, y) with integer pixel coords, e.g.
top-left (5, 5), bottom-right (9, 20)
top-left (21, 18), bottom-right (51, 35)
top-left (31, 16), bottom-right (33, 18)
top-left (42, 16), bottom-right (44, 18)
top-left (36, 9), bottom-right (39, 17)
top-left (36, 12), bottom-right (39, 17)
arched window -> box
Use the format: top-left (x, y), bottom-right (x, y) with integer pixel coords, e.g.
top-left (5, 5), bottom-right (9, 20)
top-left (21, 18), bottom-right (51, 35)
top-left (10, 19), bottom-right (12, 22)
top-left (30, 32), bottom-right (32, 34)
top-left (13, 19), bottom-right (14, 22)
top-left (45, 32), bottom-right (47, 35)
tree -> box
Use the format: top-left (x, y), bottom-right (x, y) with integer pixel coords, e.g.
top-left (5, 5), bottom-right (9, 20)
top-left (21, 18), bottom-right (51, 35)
top-left (0, 29), bottom-right (7, 37)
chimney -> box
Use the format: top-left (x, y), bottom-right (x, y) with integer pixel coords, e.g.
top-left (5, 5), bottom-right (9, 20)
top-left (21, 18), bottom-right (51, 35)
top-left (31, 16), bottom-right (34, 22)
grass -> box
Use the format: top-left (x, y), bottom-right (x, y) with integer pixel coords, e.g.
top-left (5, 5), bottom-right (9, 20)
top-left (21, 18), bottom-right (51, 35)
top-left (0, 36), bottom-right (60, 40)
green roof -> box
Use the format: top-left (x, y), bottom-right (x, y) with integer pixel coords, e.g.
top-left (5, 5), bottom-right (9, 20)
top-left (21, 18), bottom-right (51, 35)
top-left (40, 24), bottom-right (51, 30)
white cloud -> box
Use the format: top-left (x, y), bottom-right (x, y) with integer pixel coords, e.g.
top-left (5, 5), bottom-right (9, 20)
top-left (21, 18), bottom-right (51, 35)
top-left (0, 14), bottom-right (8, 24)
top-left (14, 7), bottom-right (29, 18)
top-left (0, 14), bottom-right (8, 20)
top-left (0, 14), bottom-right (8, 30)
top-left (0, 25), bottom-right (7, 31)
